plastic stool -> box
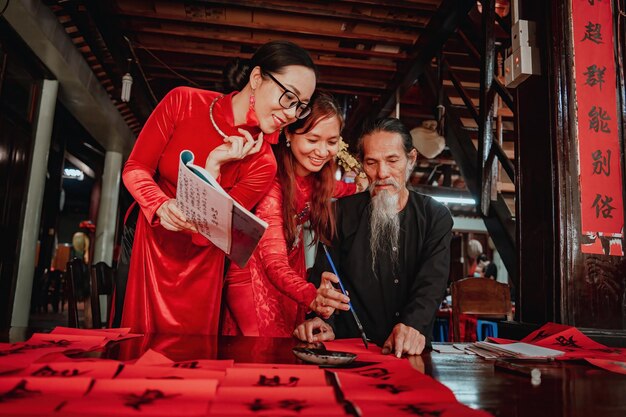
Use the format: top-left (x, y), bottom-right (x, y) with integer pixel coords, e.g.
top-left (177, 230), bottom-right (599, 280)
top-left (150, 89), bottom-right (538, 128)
top-left (476, 320), bottom-right (498, 341)
top-left (433, 317), bottom-right (449, 342)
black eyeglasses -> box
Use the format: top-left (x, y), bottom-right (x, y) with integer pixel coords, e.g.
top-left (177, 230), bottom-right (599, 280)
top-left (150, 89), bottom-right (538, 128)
top-left (262, 70), bottom-right (311, 119)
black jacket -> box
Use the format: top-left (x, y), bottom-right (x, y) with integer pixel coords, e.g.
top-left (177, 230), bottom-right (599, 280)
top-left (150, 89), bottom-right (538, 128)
top-left (309, 190), bottom-right (453, 345)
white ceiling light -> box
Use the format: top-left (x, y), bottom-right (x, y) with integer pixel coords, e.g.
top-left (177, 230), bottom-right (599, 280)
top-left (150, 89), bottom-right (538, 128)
top-left (432, 196), bottom-right (476, 205)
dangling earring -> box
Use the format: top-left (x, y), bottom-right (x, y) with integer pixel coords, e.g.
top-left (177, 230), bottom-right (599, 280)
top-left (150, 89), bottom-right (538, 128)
top-left (246, 90), bottom-right (259, 126)
top-left (286, 137), bottom-right (291, 147)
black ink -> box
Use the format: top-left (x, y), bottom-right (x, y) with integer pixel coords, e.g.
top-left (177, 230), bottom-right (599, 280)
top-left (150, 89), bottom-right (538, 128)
top-left (0, 380), bottom-right (41, 403)
top-left (355, 367), bottom-right (391, 380)
top-left (254, 375), bottom-right (300, 387)
top-left (528, 330), bottom-right (549, 343)
top-left (30, 365), bottom-right (88, 377)
top-left (122, 389), bottom-right (180, 410)
top-left (581, 22), bottom-right (603, 44)
top-left (0, 340), bottom-right (72, 357)
top-left (591, 194), bottom-right (615, 219)
top-left (591, 150), bottom-right (611, 176)
top-left (583, 64), bottom-right (606, 90)
top-left (554, 336), bottom-right (582, 349)
top-left (279, 400), bottom-right (310, 412)
top-left (588, 106), bottom-right (611, 133)
top-left (247, 398), bottom-right (271, 412)
top-left (173, 361), bottom-right (199, 369)
top-left (396, 404), bottom-right (443, 417)
top-left (375, 383), bottom-right (411, 394)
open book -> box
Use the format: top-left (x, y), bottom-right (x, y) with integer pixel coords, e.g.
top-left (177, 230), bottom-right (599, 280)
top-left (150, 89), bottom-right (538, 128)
top-left (175, 150), bottom-right (268, 267)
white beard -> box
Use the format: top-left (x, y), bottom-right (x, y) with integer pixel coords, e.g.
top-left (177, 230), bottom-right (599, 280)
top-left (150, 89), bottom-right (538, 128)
top-left (367, 160), bottom-right (414, 274)
top-left (369, 187), bottom-right (400, 273)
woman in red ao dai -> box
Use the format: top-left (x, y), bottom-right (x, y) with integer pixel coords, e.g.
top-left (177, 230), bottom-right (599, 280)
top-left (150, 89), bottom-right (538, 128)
top-left (223, 92), bottom-right (366, 337)
top-left (120, 41), bottom-right (317, 335)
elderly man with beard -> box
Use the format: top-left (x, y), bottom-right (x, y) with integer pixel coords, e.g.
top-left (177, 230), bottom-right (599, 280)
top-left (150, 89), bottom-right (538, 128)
top-left (293, 117), bottom-right (453, 357)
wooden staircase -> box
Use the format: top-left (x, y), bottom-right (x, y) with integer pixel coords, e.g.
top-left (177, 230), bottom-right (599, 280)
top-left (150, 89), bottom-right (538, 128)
top-left (419, 1), bottom-right (518, 285)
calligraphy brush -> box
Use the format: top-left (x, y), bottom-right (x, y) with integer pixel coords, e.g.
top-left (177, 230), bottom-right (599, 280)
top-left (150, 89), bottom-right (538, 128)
top-left (322, 244), bottom-right (368, 349)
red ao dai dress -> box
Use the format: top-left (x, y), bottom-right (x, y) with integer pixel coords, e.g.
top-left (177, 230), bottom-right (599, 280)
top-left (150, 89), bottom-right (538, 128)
top-left (121, 87), bottom-right (278, 335)
top-left (223, 174), bottom-right (355, 337)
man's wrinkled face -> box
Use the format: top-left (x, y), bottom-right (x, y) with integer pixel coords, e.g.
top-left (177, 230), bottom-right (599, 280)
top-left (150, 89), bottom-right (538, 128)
top-left (361, 131), bottom-right (415, 197)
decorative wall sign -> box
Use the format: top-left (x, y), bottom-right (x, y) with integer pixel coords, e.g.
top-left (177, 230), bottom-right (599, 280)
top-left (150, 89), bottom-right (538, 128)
top-left (572, 0), bottom-right (624, 255)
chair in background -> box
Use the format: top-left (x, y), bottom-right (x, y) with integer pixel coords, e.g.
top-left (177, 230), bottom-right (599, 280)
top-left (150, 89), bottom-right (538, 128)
top-left (433, 317), bottom-right (450, 342)
top-left (65, 258), bottom-right (84, 328)
top-left (451, 277), bottom-right (512, 342)
top-left (110, 259), bottom-right (129, 328)
top-left (90, 262), bottom-right (114, 329)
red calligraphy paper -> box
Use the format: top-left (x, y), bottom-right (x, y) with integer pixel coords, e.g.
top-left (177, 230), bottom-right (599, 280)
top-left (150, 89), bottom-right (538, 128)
top-left (323, 338), bottom-right (373, 355)
top-left (518, 323), bottom-right (626, 368)
top-left (331, 359), bottom-right (429, 382)
top-left (134, 348), bottom-right (234, 370)
top-left (234, 363), bottom-right (313, 369)
top-left (0, 376), bottom-right (92, 394)
top-left (16, 361), bottom-right (123, 379)
top-left (222, 368), bottom-right (327, 387)
top-left (0, 343), bottom-right (53, 373)
top-left (213, 386), bottom-right (343, 416)
top-left (322, 338), bottom-right (399, 363)
top-left (90, 378), bottom-right (217, 397)
top-left (572, 0), bottom-right (624, 254)
top-left (26, 332), bottom-right (109, 351)
top-left (531, 327), bottom-right (626, 360)
top-left (62, 379), bottom-right (216, 416)
top-left (50, 326), bottom-right (142, 342)
top-left (335, 371), bottom-right (456, 403)
top-left (0, 394), bottom-right (67, 415)
top-left (521, 322), bottom-right (573, 343)
top-left (0, 377), bottom-right (92, 414)
top-left (133, 348), bottom-right (174, 365)
top-left (354, 400), bottom-right (494, 417)
top-left (115, 364), bottom-right (225, 380)
top-left (585, 358), bottom-right (626, 375)
top-left (0, 333), bottom-right (107, 372)
top-left (209, 401), bottom-right (346, 416)
top-left (213, 386), bottom-right (343, 415)
top-left (32, 352), bottom-right (121, 364)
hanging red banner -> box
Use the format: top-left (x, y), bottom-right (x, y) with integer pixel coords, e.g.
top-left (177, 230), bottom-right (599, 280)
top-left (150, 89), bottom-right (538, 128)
top-left (572, 0), bottom-right (624, 255)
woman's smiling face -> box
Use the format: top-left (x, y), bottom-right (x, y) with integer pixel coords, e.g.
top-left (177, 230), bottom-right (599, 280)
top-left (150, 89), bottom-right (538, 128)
top-left (288, 115), bottom-right (341, 176)
top-left (253, 65), bottom-right (316, 134)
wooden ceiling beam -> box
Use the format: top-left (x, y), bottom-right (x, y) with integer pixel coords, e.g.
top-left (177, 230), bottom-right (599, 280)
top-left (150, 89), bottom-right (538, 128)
top-left (184, 0), bottom-right (428, 27)
top-left (123, 23), bottom-right (410, 60)
top-left (132, 40), bottom-right (397, 72)
top-left (141, 63), bottom-right (388, 92)
top-left (337, 0), bottom-right (440, 12)
top-left (374, 0), bottom-right (476, 118)
top-left (112, 6), bottom-right (417, 46)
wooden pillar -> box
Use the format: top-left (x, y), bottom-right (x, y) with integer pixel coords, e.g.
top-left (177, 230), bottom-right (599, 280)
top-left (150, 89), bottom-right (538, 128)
top-left (515, 0), bottom-right (625, 334)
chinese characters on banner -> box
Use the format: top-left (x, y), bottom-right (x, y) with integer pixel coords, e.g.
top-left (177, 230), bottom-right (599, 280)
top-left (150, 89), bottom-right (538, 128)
top-left (572, 0), bottom-right (624, 255)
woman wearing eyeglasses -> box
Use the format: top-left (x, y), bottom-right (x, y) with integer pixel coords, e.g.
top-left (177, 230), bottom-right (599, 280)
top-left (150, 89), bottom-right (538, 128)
top-left (222, 92), bottom-right (367, 337)
top-left (120, 40), bottom-right (317, 335)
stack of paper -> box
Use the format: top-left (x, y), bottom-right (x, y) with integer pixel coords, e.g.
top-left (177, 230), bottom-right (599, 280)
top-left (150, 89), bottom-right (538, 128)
top-left (467, 341), bottom-right (565, 359)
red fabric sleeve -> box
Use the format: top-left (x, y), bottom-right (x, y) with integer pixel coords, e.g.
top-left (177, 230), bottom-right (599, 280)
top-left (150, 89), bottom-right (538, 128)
top-left (122, 88), bottom-right (183, 225)
top-left (333, 180), bottom-right (357, 198)
top-left (224, 141), bottom-right (277, 210)
top-left (254, 182), bottom-right (317, 307)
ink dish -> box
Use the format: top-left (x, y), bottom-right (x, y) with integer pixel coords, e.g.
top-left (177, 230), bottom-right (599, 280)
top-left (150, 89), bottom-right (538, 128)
top-left (292, 347), bottom-right (357, 366)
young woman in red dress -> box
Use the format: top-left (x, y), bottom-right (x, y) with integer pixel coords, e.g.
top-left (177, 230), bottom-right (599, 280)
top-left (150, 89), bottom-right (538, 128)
top-left (223, 92), bottom-right (367, 337)
top-left (121, 41), bottom-right (317, 335)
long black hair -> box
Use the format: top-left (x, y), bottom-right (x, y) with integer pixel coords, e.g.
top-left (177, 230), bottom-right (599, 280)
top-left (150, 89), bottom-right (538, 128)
top-left (274, 92), bottom-right (343, 247)
top-left (224, 40), bottom-right (317, 91)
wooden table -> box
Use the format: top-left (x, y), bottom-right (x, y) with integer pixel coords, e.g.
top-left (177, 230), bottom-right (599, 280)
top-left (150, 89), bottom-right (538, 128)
top-left (3, 329), bottom-right (625, 417)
